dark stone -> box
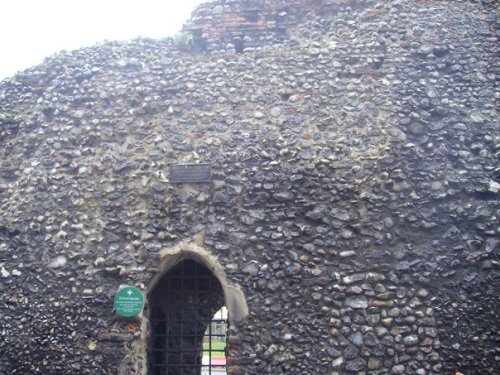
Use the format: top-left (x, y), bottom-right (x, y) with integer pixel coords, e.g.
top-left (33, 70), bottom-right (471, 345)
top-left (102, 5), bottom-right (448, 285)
top-left (213, 191), bottom-right (229, 204)
top-left (364, 331), bottom-right (379, 346)
top-left (344, 345), bottom-right (359, 360)
top-left (345, 358), bottom-right (366, 372)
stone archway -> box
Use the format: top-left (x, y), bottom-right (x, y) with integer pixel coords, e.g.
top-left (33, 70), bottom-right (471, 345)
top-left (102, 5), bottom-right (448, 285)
top-left (147, 242), bottom-right (249, 375)
top-left (148, 242), bottom-right (249, 324)
top-left (118, 242), bottom-right (248, 375)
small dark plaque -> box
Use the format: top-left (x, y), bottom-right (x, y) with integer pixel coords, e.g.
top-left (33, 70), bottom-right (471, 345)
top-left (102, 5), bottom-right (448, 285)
top-left (169, 163), bottom-right (212, 183)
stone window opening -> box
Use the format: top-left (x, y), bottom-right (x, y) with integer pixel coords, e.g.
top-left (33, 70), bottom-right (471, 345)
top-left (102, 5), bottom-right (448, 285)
top-left (148, 259), bottom-right (228, 375)
top-left (233, 37), bottom-right (244, 54)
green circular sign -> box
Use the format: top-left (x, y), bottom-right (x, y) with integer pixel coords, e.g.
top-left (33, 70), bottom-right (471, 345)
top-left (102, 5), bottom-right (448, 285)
top-left (114, 286), bottom-right (145, 318)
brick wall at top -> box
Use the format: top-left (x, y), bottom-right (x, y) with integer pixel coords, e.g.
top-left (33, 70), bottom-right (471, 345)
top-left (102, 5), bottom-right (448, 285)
top-left (182, 0), bottom-right (370, 53)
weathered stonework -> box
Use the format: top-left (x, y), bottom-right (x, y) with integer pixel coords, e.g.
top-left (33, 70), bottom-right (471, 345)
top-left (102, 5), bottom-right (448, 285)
top-left (0, 0), bottom-right (498, 374)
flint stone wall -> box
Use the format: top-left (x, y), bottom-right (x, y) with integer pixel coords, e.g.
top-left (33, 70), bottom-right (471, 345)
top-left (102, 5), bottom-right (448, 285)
top-left (0, 0), bottom-right (498, 374)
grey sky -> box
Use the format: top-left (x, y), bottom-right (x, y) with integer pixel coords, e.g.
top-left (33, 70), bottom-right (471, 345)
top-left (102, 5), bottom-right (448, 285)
top-left (0, 0), bottom-right (206, 80)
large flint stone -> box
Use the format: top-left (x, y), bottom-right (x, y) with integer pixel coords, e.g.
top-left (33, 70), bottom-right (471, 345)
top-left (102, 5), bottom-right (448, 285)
top-left (272, 191), bottom-right (295, 202)
top-left (345, 358), bottom-right (366, 372)
top-left (349, 331), bottom-right (364, 347)
top-left (345, 296), bottom-right (369, 309)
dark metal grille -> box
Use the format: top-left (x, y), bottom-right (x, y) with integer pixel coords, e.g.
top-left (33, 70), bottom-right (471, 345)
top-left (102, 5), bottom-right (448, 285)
top-left (149, 259), bottom-right (227, 375)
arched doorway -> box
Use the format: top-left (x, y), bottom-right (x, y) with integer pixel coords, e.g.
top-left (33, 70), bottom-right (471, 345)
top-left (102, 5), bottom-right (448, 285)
top-left (148, 259), bottom-right (227, 375)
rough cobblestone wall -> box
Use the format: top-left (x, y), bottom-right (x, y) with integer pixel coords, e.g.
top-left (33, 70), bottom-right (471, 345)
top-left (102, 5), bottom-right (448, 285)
top-left (0, 0), bottom-right (498, 374)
